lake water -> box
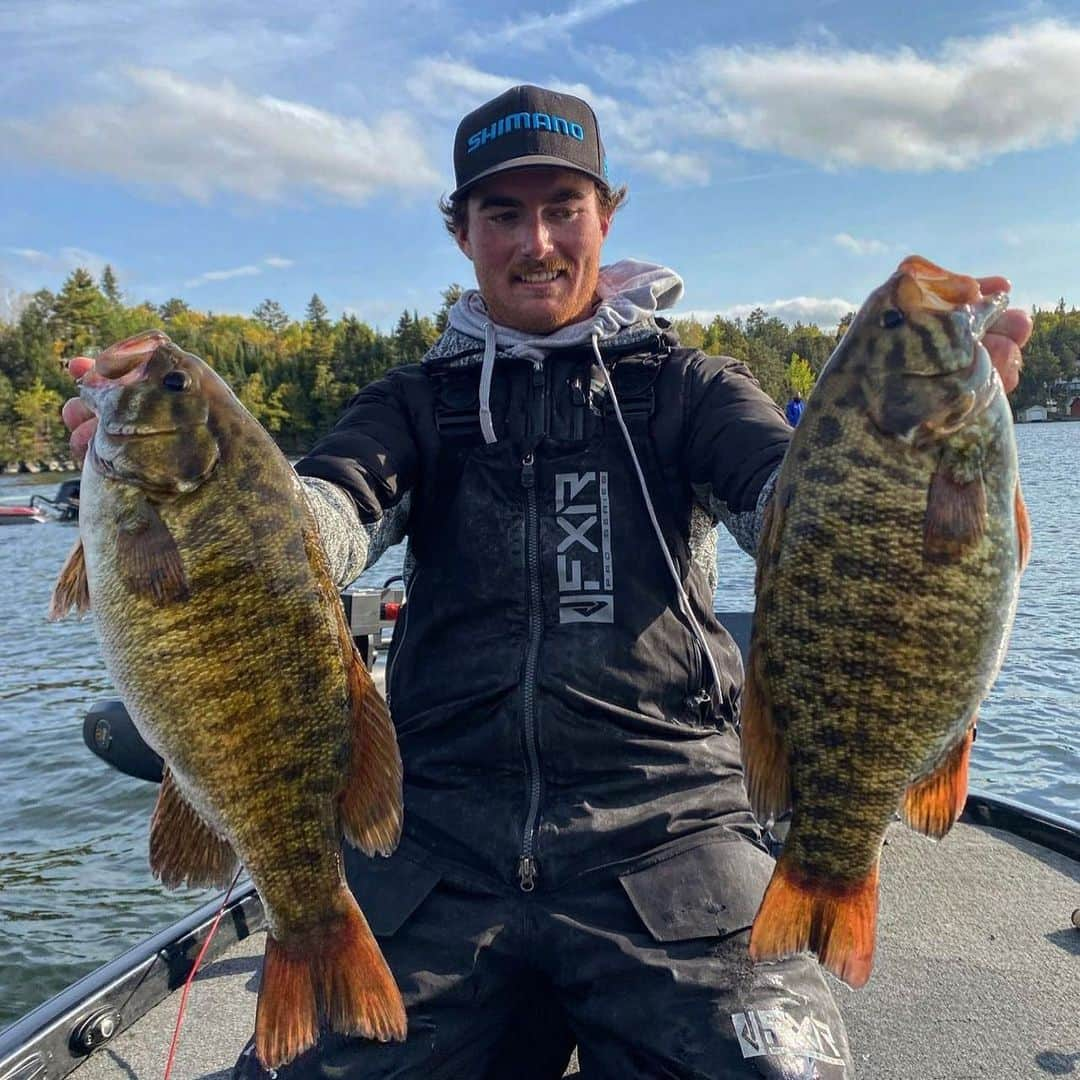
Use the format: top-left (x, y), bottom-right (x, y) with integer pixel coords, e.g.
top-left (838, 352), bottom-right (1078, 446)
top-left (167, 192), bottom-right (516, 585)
top-left (0, 421), bottom-right (1077, 1030)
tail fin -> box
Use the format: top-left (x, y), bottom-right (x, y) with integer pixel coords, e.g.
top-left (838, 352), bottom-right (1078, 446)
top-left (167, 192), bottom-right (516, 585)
top-left (255, 892), bottom-right (407, 1069)
top-left (749, 853), bottom-right (879, 989)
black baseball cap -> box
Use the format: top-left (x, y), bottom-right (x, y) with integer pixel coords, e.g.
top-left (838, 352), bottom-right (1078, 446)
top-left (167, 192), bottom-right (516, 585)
top-left (450, 84), bottom-right (610, 200)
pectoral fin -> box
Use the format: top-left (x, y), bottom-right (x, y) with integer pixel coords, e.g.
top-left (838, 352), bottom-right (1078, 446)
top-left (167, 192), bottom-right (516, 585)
top-left (923, 465), bottom-right (986, 563)
top-left (116, 498), bottom-right (190, 605)
top-left (902, 722), bottom-right (975, 840)
top-left (150, 768), bottom-right (238, 889)
top-left (49, 538), bottom-right (90, 620)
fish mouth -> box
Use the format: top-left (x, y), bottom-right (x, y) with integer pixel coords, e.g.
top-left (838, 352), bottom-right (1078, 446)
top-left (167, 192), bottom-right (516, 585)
top-left (896, 256), bottom-right (1010, 386)
top-left (100, 424), bottom-right (182, 438)
top-left (77, 357), bottom-right (151, 414)
top-left (916, 341), bottom-right (1002, 444)
top-left (898, 255), bottom-right (982, 310)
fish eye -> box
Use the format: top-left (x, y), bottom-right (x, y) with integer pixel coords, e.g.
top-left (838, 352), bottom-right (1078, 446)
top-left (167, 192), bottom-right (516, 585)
top-left (880, 309), bottom-right (905, 329)
top-left (162, 370), bottom-right (190, 392)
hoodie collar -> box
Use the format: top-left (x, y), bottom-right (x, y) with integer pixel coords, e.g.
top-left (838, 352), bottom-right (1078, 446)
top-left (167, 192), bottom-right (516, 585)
top-left (424, 258), bottom-right (683, 445)
top-left (424, 258), bottom-right (683, 370)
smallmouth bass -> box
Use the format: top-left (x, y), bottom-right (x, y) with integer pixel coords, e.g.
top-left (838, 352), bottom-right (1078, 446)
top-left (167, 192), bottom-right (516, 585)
top-left (50, 330), bottom-right (406, 1068)
top-left (742, 256), bottom-right (1031, 988)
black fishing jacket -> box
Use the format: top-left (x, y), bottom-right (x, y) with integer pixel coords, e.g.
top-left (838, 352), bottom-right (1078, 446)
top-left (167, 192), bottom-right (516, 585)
top-left (296, 325), bottom-right (791, 892)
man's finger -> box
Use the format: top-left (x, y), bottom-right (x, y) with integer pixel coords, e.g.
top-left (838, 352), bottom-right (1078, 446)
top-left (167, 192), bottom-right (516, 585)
top-left (61, 397), bottom-right (94, 431)
top-left (985, 333), bottom-right (1023, 395)
top-left (990, 307), bottom-right (1033, 351)
top-left (69, 418), bottom-right (97, 466)
top-left (67, 355), bottom-right (96, 381)
top-left (976, 275), bottom-right (1011, 297)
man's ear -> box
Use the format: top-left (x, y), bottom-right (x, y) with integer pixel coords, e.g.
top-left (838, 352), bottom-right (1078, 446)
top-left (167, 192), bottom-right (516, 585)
top-left (455, 221), bottom-right (473, 260)
top-left (599, 211), bottom-right (612, 242)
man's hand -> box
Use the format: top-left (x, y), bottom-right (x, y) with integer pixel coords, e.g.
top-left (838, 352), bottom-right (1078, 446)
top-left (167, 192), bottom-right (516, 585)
top-left (978, 276), bottom-right (1031, 395)
top-left (62, 355), bottom-right (98, 467)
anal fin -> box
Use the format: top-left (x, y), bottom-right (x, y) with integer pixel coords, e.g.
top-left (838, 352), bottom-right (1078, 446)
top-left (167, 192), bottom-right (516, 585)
top-left (49, 538), bottom-right (90, 620)
top-left (902, 722), bottom-right (974, 840)
top-left (339, 651), bottom-right (403, 856)
top-left (150, 768), bottom-right (238, 889)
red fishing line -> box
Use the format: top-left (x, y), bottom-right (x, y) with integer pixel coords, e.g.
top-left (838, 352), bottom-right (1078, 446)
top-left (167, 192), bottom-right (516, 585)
top-left (163, 867), bottom-right (244, 1080)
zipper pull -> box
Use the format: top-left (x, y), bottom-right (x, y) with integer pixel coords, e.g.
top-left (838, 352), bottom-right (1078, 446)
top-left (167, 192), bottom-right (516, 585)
top-left (521, 452), bottom-right (535, 489)
top-left (517, 855), bottom-right (538, 892)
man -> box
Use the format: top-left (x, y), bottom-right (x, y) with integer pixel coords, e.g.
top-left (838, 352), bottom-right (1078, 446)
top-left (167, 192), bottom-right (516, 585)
top-left (785, 392), bottom-right (805, 426)
top-left (64, 85), bottom-right (1030, 1079)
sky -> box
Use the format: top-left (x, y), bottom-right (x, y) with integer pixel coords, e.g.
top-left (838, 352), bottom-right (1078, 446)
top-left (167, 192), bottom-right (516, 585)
top-left (2, 0), bottom-right (1080, 331)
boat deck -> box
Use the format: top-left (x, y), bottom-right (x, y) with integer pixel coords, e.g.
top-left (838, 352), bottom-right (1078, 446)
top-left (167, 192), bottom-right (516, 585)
top-left (74, 817), bottom-right (1080, 1080)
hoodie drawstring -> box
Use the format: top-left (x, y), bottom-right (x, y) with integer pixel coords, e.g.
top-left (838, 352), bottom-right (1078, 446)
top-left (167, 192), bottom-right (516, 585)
top-left (591, 333), bottom-right (725, 714)
top-left (479, 321), bottom-right (498, 445)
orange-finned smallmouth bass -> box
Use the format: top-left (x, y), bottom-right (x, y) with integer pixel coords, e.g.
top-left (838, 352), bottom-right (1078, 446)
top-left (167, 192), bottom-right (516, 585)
top-left (50, 330), bottom-right (407, 1069)
top-left (741, 256), bottom-right (1031, 988)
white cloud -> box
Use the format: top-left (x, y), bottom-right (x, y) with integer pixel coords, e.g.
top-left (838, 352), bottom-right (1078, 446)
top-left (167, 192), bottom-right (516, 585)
top-left (1, 67), bottom-right (441, 205)
top-left (465, 0), bottom-right (646, 50)
top-left (7, 248), bottom-right (48, 262)
top-left (185, 265), bottom-right (262, 288)
top-left (3, 246), bottom-right (111, 278)
top-left (677, 295), bottom-right (858, 329)
top-left (183, 254), bottom-right (295, 289)
top-left (834, 232), bottom-right (889, 256)
top-left (683, 19), bottom-right (1080, 171)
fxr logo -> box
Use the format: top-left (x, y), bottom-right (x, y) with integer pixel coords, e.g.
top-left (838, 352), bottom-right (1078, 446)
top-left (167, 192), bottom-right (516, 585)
top-left (732, 1009), bottom-right (845, 1069)
top-left (555, 471), bottom-right (613, 624)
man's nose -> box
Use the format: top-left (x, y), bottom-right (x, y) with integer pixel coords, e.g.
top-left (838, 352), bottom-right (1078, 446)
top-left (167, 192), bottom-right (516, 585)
top-left (519, 214), bottom-right (554, 258)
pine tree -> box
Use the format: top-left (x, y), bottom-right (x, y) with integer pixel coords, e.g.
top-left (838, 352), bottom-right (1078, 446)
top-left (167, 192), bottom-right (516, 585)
top-left (51, 269), bottom-right (108, 358)
top-left (253, 299), bottom-right (290, 335)
top-left (101, 265), bottom-right (122, 305)
top-left (435, 283), bottom-right (464, 332)
top-left (305, 293), bottom-right (331, 334)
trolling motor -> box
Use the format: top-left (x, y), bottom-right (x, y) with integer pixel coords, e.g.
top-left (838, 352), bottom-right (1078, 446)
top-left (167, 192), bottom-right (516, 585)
top-left (82, 582), bottom-right (404, 782)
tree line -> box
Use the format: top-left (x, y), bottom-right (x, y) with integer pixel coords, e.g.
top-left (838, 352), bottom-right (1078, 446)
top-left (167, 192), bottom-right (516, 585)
top-left (1, 266), bottom-right (1076, 466)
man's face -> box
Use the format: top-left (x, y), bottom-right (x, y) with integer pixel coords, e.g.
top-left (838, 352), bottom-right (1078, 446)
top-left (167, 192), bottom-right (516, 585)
top-left (456, 166), bottom-right (611, 335)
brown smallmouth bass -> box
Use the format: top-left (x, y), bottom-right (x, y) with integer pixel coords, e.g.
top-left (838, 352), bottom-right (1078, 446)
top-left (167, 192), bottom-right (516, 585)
top-left (50, 330), bottom-right (406, 1069)
top-left (742, 256), bottom-right (1031, 988)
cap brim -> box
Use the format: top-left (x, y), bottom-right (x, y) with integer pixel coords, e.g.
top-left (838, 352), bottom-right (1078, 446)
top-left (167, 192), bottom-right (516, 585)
top-left (450, 155), bottom-right (609, 201)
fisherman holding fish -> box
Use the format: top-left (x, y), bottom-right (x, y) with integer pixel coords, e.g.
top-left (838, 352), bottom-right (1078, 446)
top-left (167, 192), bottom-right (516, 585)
top-left (63, 84), bottom-right (1031, 1079)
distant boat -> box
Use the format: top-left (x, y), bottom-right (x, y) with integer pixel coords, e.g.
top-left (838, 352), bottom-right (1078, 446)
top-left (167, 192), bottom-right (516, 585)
top-left (0, 505), bottom-right (48, 525)
top-left (29, 479), bottom-right (81, 523)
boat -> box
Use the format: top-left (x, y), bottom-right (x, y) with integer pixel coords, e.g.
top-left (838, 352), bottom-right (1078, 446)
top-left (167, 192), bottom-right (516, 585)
top-left (29, 479), bottom-right (81, 524)
top-left (0, 505), bottom-right (48, 525)
top-left (1, 608), bottom-right (1077, 1080)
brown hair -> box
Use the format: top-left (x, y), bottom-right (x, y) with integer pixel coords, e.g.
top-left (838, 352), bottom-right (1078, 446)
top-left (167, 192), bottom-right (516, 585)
top-left (438, 180), bottom-right (629, 238)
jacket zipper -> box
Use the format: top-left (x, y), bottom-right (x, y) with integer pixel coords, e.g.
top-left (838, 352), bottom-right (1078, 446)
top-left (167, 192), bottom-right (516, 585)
top-left (517, 449), bottom-right (542, 892)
